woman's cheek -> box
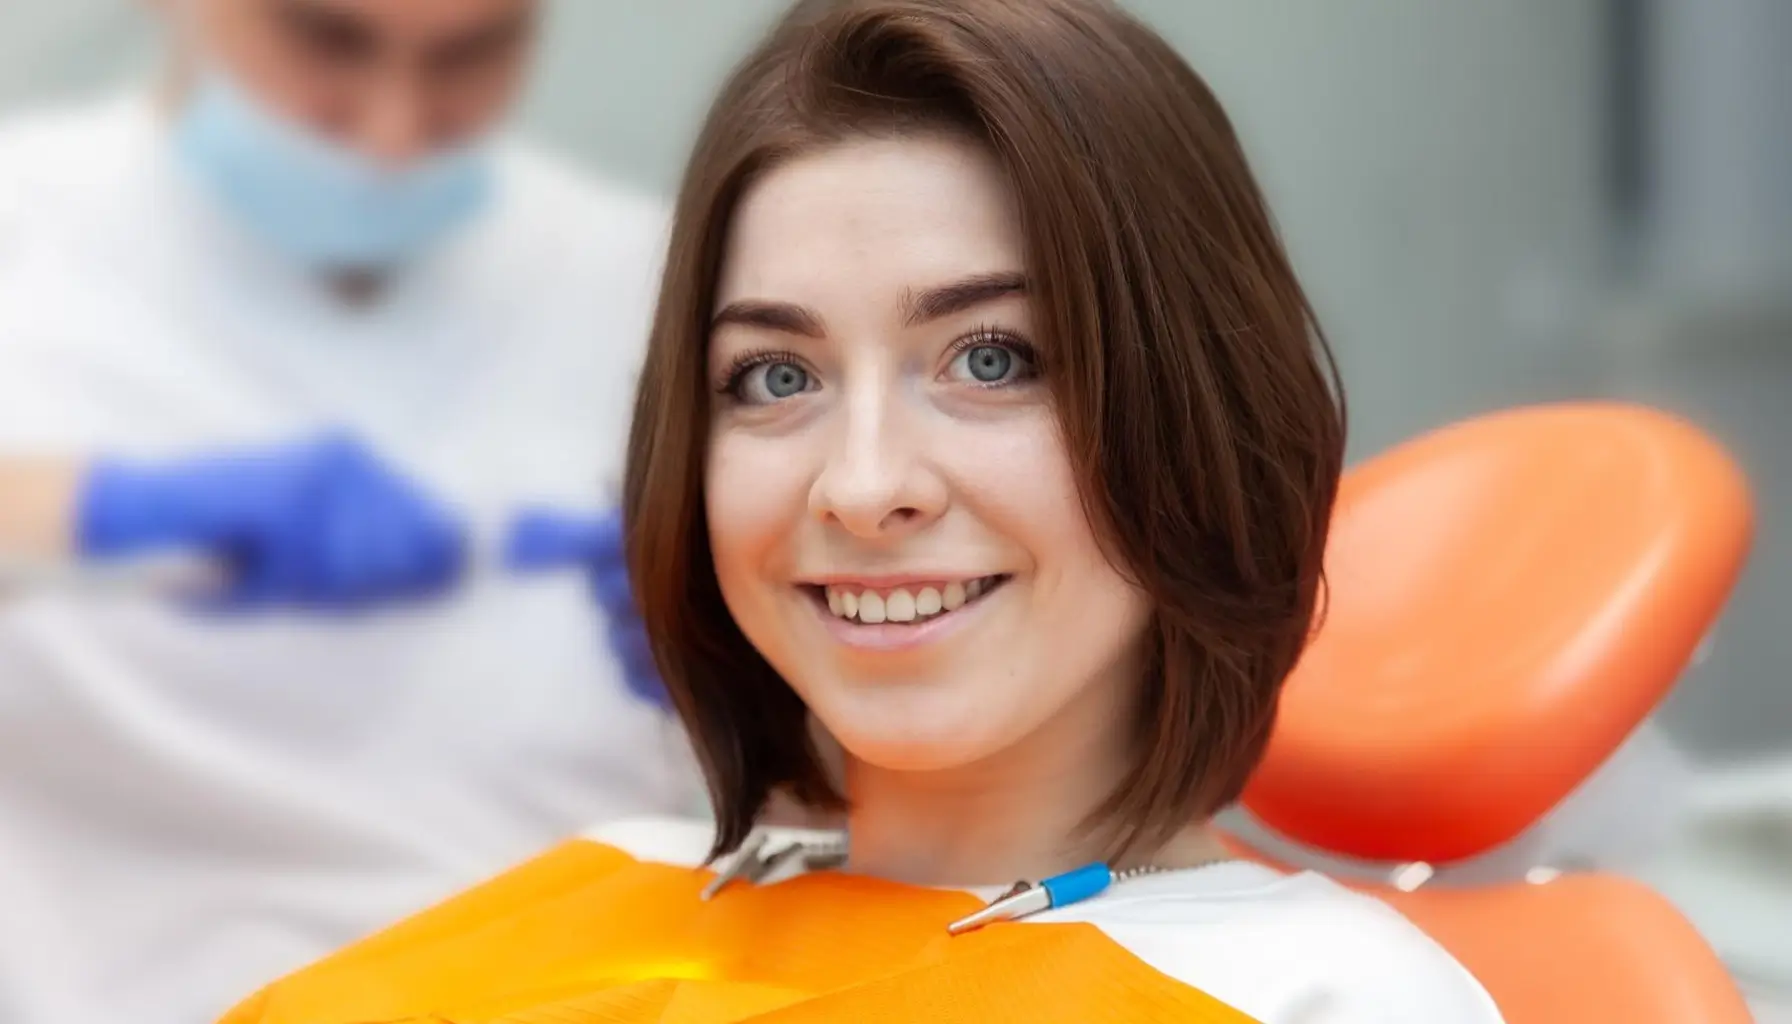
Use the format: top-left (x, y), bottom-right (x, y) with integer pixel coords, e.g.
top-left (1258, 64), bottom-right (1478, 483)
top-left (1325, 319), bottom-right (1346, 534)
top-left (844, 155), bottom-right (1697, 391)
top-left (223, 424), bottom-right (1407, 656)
top-left (706, 431), bottom-right (810, 568)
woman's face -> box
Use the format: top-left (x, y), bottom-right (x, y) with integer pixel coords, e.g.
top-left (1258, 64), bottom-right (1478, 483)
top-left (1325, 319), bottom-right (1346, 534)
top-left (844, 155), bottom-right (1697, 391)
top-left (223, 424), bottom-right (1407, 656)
top-left (705, 134), bottom-right (1151, 775)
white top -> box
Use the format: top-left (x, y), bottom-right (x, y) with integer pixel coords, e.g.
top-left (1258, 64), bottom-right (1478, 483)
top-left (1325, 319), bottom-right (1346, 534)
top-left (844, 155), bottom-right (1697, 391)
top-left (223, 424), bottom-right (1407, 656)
top-left (0, 94), bottom-right (701, 1024)
top-left (588, 817), bottom-right (1508, 1024)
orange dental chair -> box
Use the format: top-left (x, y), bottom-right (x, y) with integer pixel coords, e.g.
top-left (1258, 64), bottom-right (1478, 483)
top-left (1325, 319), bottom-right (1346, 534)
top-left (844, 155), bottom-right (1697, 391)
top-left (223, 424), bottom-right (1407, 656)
top-left (1239, 403), bottom-right (1758, 1023)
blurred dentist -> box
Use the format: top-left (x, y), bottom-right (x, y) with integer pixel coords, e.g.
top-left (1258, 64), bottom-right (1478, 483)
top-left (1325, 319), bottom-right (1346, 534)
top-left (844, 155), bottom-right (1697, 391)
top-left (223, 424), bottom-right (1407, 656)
top-left (0, 2), bottom-right (692, 1022)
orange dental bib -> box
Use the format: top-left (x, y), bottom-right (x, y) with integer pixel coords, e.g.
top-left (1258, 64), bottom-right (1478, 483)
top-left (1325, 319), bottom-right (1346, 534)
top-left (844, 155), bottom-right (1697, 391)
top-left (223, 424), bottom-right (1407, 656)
top-left (221, 838), bottom-right (1257, 1023)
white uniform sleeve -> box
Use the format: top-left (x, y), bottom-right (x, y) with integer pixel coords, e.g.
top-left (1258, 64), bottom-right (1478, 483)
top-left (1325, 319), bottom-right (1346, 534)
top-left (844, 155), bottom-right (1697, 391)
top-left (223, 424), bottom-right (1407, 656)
top-left (1268, 933), bottom-right (1507, 1023)
top-left (0, 117), bottom-right (32, 267)
top-left (0, 107), bottom-right (130, 453)
top-left (1089, 879), bottom-right (1507, 1024)
top-left (1228, 899), bottom-right (1507, 1024)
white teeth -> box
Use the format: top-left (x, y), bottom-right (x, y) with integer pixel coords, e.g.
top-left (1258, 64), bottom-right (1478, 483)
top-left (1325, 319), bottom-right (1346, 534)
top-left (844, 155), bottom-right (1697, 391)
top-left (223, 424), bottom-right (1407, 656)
top-left (885, 589), bottom-right (917, 622)
top-left (858, 591), bottom-right (887, 624)
top-left (915, 587), bottom-right (943, 616)
top-left (822, 577), bottom-right (999, 625)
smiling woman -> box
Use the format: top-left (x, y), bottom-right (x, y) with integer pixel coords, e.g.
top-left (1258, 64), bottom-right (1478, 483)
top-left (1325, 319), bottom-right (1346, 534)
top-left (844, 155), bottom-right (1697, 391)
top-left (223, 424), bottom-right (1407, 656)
top-left (218, 2), bottom-right (1505, 1022)
top-left (628, 1), bottom-right (1346, 872)
top-left (690, 131), bottom-right (1168, 865)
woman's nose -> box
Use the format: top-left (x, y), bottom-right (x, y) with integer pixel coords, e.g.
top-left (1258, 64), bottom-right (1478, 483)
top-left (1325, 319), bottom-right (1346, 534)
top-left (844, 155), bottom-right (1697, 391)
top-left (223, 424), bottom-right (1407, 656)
top-left (809, 385), bottom-right (947, 540)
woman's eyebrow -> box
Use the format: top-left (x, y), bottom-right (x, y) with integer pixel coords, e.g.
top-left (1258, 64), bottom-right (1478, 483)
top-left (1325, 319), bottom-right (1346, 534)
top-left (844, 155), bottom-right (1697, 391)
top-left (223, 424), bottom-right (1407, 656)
top-left (710, 300), bottom-right (825, 337)
top-left (901, 271), bottom-right (1028, 327)
top-left (710, 271), bottom-right (1029, 338)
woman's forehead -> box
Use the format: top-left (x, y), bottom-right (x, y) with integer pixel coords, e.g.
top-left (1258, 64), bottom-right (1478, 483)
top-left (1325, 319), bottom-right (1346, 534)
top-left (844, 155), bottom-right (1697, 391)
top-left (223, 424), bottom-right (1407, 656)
top-left (714, 135), bottom-right (1026, 314)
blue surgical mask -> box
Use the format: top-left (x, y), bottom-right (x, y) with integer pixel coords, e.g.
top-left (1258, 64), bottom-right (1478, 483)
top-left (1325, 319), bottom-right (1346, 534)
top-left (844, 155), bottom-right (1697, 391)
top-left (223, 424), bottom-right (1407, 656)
top-left (171, 71), bottom-right (495, 272)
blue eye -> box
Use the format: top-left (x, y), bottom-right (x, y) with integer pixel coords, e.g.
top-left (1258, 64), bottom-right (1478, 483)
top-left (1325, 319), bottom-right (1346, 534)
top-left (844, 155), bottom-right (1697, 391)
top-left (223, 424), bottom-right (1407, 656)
top-left (946, 334), bottom-right (1037, 386)
top-left (732, 359), bottom-right (812, 404)
top-left (965, 345), bottom-right (1012, 382)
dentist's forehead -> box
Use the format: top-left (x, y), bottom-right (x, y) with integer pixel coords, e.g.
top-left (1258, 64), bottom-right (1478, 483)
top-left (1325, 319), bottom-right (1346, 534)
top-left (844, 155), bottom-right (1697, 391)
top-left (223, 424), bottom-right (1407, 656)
top-left (182, 0), bottom-right (538, 51)
top-left (715, 135), bottom-right (1025, 312)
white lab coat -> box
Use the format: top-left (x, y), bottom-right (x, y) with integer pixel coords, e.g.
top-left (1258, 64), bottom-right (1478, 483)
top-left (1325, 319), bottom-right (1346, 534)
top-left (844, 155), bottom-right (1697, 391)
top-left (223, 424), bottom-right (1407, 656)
top-left (0, 93), bottom-right (701, 1024)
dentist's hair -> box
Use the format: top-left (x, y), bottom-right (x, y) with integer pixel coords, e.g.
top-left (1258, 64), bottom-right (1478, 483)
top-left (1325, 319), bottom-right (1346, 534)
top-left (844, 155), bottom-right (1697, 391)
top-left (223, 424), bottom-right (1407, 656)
top-left (625, 0), bottom-right (1345, 859)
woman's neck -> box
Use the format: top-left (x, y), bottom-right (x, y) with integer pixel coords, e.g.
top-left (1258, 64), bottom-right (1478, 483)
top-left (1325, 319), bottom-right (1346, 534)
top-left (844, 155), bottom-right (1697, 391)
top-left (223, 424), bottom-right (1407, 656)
top-left (845, 756), bottom-right (1117, 888)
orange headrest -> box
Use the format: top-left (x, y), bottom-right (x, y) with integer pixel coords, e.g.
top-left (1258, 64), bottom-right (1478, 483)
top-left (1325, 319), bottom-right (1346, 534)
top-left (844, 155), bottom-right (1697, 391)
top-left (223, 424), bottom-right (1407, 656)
top-left (1242, 403), bottom-right (1754, 864)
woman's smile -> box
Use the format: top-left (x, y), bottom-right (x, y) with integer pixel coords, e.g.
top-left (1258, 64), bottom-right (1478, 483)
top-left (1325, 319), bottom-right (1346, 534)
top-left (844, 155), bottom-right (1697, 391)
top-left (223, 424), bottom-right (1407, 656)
top-left (802, 573), bottom-right (1014, 652)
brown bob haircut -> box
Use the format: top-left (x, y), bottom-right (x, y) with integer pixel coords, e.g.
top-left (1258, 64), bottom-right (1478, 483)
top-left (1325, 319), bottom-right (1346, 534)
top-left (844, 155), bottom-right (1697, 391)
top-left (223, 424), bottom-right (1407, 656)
top-left (625, 0), bottom-right (1346, 859)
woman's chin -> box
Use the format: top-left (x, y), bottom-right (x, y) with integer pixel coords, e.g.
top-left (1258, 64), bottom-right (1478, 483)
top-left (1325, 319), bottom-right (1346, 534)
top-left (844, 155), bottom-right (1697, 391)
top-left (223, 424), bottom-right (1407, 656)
top-left (829, 721), bottom-right (1010, 775)
top-left (800, 674), bottom-right (1037, 775)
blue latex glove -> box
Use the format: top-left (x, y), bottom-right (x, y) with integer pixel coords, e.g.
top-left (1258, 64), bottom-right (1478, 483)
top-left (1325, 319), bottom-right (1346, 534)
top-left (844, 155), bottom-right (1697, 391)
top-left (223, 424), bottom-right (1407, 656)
top-left (77, 435), bottom-right (467, 611)
top-left (506, 508), bottom-right (667, 707)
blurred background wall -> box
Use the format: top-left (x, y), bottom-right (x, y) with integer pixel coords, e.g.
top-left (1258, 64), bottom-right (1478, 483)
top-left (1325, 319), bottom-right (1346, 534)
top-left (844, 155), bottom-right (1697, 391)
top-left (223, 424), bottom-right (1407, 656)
top-left (4, 0), bottom-right (1788, 1004)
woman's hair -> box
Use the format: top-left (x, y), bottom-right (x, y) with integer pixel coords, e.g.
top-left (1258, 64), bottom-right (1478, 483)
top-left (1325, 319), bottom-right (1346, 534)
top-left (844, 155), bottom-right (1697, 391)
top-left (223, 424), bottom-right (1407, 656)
top-left (625, 0), bottom-right (1346, 859)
